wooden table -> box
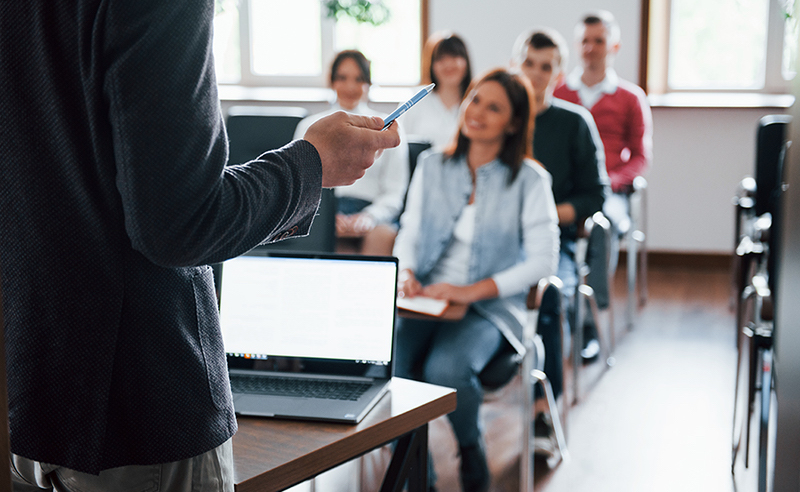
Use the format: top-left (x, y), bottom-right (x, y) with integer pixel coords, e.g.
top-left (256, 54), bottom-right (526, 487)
top-left (232, 377), bottom-right (456, 492)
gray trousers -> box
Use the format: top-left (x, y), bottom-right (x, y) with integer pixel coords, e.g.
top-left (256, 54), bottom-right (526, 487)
top-left (10, 439), bottom-right (234, 492)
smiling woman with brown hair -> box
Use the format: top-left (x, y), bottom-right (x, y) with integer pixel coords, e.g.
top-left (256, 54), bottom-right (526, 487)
top-left (392, 68), bottom-right (559, 491)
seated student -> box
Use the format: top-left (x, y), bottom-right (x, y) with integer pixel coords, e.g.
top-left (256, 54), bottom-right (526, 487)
top-left (294, 50), bottom-right (409, 255)
top-left (511, 26), bottom-right (610, 454)
top-left (554, 11), bottom-right (653, 277)
top-left (400, 31), bottom-right (472, 150)
top-left (393, 68), bottom-right (559, 492)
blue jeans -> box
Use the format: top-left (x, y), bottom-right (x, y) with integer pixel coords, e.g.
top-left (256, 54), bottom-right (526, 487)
top-left (395, 309), bottom-right (504, 448)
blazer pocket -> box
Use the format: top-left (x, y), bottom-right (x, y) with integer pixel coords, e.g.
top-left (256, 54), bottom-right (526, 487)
top-left (191, 265), bottom-right (232, 411)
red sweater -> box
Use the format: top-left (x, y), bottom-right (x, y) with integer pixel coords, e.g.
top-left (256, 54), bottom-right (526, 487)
top-left (555, 79), bottom-right (652, 192)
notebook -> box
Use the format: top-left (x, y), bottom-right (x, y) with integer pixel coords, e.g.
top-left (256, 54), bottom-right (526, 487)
top-left (217, 250), bottom-right (398, 423)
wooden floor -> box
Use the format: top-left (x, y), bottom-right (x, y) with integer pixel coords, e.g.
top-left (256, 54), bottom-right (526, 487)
top-left (427, 262), bottom-right (746, 492)
top-left (296, 261), bottom-right (765, 491)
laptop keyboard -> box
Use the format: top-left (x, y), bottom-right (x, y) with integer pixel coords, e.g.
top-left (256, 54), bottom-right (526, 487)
top-left (230, 374), bottom-right (372, 401)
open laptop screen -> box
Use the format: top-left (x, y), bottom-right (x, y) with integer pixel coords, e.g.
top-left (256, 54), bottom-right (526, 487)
top-left (218, 251), bottom-right (398, 377)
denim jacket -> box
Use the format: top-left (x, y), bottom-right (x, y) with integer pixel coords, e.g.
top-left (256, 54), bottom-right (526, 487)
top-left (394, 151), bottom-right (559, 341)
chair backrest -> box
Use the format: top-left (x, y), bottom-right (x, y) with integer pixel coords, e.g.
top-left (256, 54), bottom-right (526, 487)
top-left (754, 115), bottom-right (791, 217)
top-left (406, 139), bottom-right (433, 181)
top-left (479, 278), bottom-right (563, 391)
top-left (226, 106), bottom-right (309, 164)
top-left (583, 212), bottom-right (613, 310)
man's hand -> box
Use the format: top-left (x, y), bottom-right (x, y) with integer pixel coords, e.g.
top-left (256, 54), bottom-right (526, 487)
top-left (303, 112), bottom-right (401, 188)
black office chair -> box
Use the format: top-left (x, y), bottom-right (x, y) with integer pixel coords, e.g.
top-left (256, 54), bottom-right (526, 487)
top-left (226, 105), bottom-right (309, 164)
top-left (406, 138), bottom-right (433, 181)
top-left (731, 115), bottom-right (789, 491)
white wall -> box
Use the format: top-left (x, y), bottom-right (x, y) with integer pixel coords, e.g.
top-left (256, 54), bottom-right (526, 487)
top-left (428, 0), bottom-right (641, 83)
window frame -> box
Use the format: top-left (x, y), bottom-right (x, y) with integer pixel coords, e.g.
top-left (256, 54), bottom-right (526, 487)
top-left (642, 0), bottom-right (794, 95)
top-left (222, 0), bottom-right (428, 89)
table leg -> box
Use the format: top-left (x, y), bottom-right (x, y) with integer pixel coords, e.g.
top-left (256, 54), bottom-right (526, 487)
top-left (379, 425), bottom-right (429, 492)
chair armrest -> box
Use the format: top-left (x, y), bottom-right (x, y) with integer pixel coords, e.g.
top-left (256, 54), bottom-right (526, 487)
top-left (527, 276), bottom-right (564, 311)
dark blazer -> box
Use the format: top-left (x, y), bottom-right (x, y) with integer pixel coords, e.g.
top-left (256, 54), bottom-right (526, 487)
top-left (0, 0), bottom-right (322, 474)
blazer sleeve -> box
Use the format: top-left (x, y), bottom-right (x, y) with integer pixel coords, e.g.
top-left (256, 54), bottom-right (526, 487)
top-left (102, 0), bottom-right (322, 267)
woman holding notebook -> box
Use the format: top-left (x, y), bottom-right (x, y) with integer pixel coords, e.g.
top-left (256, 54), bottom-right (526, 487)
top-left (392, 68), bottom-right (559, 491)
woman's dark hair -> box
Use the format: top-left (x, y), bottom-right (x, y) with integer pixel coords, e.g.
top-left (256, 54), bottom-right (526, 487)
top-left (444, 68), bottom-right (535, 182)
top-left (329, 50), bottom-right (371, 86)
top-left (422, 32), bottom-right (472, 98)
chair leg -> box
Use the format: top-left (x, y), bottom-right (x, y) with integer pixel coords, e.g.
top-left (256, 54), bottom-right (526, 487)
top-left (578, 285), bottom-right (614, 368)
top-left (532, 370), bottom-right (569, 465)
top-left (732, 310), bottom-right (753, 473)
top-left (636, 230), bottom-right (647, 307)
top-left (745, 324), bottom-right (759, 469)
top-left (520, 330), bottom-right (535, 492)
top-left (606, 265), bottom-right (616, 355)
top-left (758, 347), bottom-right (774, 492)
top-left (626, 226), bottom-right (638, 331)
top-left (571, 284), bottom-right (584, 405)
top-left (637, 184), bottom-right (648, 307)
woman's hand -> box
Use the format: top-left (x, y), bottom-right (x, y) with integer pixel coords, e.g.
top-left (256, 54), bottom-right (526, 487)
top-left (336, 212), bottom-right (376, 237)
top-left (398, 269), bottom-right (423, 298)
top-left (422, 278), bottom-right (500, 305)
top-left (421, 283), bottom-right (475, 304)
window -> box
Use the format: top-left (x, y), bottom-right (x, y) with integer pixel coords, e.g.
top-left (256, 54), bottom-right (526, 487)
top-left (213, 0), bottom-right (424, 88)
top-left (646, 0), bottom-right (799, 93)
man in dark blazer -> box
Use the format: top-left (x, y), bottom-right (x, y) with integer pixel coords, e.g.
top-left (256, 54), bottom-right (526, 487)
top-left (0, 1), bottom-right (399, 489)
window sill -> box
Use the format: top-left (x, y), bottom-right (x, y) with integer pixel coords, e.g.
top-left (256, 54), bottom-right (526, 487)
top-left (648, 92), bottom-right (794, 109)
top-left (217, 84), bottom-right (416, 105)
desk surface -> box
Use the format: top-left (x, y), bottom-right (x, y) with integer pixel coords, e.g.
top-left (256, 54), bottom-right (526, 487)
top-left (233, 377), bottom-right (456, 492)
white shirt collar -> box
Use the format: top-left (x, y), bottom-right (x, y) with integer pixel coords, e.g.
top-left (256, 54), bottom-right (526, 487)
top-left (566, 67), bottom-right (619, 94)
top-left (333, 100), bottom-right (371, 114)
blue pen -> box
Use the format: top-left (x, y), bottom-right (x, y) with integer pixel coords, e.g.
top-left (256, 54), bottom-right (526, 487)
top-left (382, 83), bottom-right (435, 130)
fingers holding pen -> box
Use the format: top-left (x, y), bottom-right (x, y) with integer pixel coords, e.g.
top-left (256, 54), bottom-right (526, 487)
top-left (303, 112), bottom-right (400, 188)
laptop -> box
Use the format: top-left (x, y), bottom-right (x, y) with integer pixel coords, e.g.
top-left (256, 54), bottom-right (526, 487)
top-left (217, 250), bottom-right (398, 424)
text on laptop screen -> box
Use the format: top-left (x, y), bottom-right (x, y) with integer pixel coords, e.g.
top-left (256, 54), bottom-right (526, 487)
top-left (219, 255), bottom-right (396, 364)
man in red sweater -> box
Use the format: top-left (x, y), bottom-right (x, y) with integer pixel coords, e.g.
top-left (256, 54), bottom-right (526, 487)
top-left (554, 9), bottom-right (653, 278)
top-left (554, 10), bottom-right (652, 194)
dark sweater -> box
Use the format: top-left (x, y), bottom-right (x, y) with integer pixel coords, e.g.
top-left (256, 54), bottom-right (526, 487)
top-left (533, 98), bottom-right (609, 241)
top-left (0, 0), bottom-right (322, 474)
